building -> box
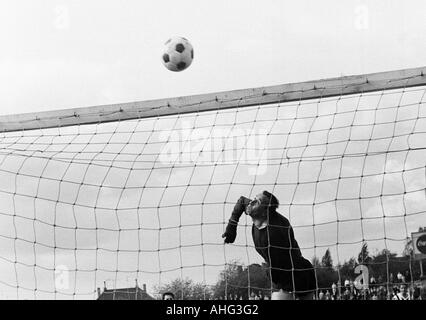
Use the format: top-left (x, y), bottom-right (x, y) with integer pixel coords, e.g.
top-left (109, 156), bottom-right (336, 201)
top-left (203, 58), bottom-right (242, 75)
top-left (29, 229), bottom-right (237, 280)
top-left (97, 280), bottom-right (155, 300)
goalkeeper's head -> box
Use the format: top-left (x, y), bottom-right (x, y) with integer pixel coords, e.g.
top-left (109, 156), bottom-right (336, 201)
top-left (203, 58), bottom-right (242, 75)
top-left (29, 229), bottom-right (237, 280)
top-left (246, 190), bottom-right (279, 227)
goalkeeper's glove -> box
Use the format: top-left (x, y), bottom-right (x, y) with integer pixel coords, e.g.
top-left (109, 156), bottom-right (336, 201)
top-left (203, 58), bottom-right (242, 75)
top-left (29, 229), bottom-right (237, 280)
top-left (222, 196), bottom-right (251, 243)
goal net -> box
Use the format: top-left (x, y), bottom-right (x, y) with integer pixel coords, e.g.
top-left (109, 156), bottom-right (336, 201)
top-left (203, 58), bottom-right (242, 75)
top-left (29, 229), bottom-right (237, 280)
top-left (0, 67), bottom-right (425, 299)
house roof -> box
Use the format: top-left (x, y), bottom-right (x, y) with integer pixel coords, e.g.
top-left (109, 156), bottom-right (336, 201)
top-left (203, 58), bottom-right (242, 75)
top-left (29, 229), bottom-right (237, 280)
top-left (97, 286), bottom-right (155, 300)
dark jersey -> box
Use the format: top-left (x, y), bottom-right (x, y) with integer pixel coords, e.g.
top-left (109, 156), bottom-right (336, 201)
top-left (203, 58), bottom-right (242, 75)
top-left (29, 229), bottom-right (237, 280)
top-left (251, 211), bottom-right (316, 294)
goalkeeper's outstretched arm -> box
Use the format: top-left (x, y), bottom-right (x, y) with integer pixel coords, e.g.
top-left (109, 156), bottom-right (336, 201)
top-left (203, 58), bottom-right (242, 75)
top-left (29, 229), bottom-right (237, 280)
top-left (221, 196), bottom-right (251, 243)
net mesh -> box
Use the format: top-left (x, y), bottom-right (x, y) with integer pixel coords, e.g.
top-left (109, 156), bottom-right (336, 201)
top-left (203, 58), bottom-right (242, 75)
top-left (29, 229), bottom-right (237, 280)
top-left (0, 79), bottom-right (425, 300)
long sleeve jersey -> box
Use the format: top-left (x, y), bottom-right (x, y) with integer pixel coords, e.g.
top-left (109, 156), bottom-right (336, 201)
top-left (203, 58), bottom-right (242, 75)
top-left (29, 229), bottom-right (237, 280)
top-left (230, 196), bottom-right (316, 293)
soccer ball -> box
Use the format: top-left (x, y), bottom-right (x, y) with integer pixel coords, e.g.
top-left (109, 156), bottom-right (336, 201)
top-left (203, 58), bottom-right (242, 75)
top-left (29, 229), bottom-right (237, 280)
top-left (162, 37), bottom-right (194, 72)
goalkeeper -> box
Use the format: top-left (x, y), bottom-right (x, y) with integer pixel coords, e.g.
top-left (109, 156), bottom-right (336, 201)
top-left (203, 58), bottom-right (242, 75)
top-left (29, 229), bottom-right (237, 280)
top-left (222, 191), bottom-right (316, 300)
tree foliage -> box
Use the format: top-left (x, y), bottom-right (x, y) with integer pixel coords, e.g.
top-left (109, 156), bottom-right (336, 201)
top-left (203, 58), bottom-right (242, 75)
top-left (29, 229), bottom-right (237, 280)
top-left (154, 277), bottom-right (212, 300)
top-left (313, 249), bottom-right (338, 289)
top-left (213, 261), bottom-right (270, 299)
top-left (321, 248), bottom-right (333, 269)
top-left (309, 241), bottom-right (425, 291)
top-left (358, 242), bottom-right (372, 265)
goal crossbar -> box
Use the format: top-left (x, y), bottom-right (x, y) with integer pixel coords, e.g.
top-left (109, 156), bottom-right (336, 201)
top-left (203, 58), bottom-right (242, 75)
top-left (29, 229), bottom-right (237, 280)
top-left (1, 66), bottom-right (425, 133)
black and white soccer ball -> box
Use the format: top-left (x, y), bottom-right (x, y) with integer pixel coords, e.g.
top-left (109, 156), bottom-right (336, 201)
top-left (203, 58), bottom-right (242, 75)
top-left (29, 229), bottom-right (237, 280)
top-left (162, 37), bottom-right (194, 72)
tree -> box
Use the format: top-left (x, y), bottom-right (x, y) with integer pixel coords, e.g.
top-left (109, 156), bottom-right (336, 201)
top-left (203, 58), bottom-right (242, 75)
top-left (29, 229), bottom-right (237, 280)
top-left (321, 248), bottom-right (333, 269)
top-left (314, 249), bottom-right (338, 290)
top-left (311, 256), bottom-right (321, 268)
top-left (368, 248), bottom-right (424, 284)
top-left (402, 237), bottom-right (414, 257)
top-left (154, 278), bottom-right (212, 300)
top-left (213, 261), bottom-right (270, 299)
top-left (338, 257), bottom-right (357, 282)
top-left (357, 242), bottom-right (372, 265)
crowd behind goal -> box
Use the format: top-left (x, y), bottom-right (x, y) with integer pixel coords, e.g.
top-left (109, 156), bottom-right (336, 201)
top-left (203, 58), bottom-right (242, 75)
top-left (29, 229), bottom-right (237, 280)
top-left (212, 274), bottom-right (426, 300)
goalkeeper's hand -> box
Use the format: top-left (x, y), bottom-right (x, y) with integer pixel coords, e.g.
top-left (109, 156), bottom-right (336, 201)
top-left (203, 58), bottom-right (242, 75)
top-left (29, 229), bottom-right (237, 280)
top-left (222, 196), bottom-right (251, 243)
top-left (222, 219), bottom-right (238, 243)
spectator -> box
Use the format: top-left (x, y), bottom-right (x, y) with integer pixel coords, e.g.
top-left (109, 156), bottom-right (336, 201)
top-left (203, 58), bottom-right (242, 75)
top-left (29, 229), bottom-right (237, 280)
top-left (391, 286), bottom-right (399, 299)
top-left (318, 290), bottom-right (325, 300)
top-left (325, 290), bottom-right (331, 300)
top-left (404, 270), bottom-right (411, 284)
top-left (413, 286), bottom-right (421, 300)
top-left (162, 292), bottom-right (175, 300)
top-left (421, 283), bottom-right (426, 300)
top-left (377, 286), bottom-right (387, 300)
top-left (331, 283), bottom-right (338, 300)
top-left (342, 287), bottom-right (351, 300)
top-left (393, 284), bottom-right (410, 300)
top-left (360, 288), bottom-right (370, 300)
top-left (349, 282), bottom-right (357, 300)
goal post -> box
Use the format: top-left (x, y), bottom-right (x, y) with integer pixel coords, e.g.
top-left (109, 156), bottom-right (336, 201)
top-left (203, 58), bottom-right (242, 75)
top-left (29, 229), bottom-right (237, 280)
top-left (0, 67), bottom-right (425, 300)
top-left (0, 66), bottom-right (425, 133)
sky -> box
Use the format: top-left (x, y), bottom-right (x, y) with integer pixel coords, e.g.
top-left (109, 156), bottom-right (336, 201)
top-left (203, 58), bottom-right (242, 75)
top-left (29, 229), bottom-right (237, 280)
top-left (0, 1), bottom-right (425, 299)
top-left (0, 0), bottom-right (425, 115)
